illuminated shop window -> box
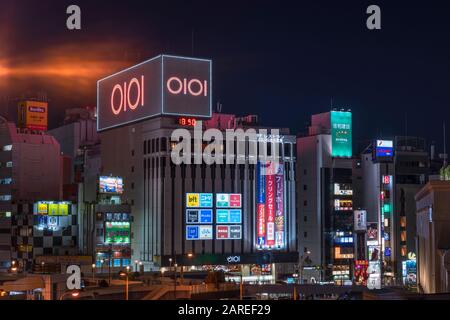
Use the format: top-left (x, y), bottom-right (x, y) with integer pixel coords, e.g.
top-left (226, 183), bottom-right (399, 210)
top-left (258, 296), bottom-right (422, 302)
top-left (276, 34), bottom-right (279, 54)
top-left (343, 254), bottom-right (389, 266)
top-left (0, 195), bottom-right (12, 201)
top-left (6, 161), bottom-right (12, 168)
top-left (0, 212), bottom-right (11, 218)
top-left (334, 199), bottom-right (353, 211)
top-left (2, 145), bottom-right (12, 151)
top-left (334, 246), bottom-right (354, 259)
top-left (0, 178), bottom-right (12, 185)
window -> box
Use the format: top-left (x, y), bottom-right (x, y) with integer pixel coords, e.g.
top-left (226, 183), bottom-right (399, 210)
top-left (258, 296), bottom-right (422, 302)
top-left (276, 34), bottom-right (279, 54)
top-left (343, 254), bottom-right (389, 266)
top-left (6, 161), bottom-right (12, 168)
top-left (303, 169), bottom-right (307, 175)
top-left (131, 166), bottom-right (134, 173)
top-left (303, 216), bottom-right (307, 222)
top-left (0, 178), bottom-right (12, 185)
top-left (2, 145), bottom-right (12, 151)
top-left (303, 200), bottom-right (307, 206)
top-left (304, 232), bottom-right (307, 238)
top-left (161, 138), bottom-right (167, 152)
top-left (131, 182), bottom-right (134, 190)
top-left (284, 143), bottom-right (291, 157)
top-left (304, 247), bottom-right (308, 253)
top-left (0, 195), bottom-right (12, 201)
top-left (131, 150), bottom-right (135, 157)
top-left (303, 184), bottom-right (307, 191)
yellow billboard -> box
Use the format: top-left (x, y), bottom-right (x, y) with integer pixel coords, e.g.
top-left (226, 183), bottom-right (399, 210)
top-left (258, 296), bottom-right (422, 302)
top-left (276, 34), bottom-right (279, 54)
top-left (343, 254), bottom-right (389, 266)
top-left (18, 100), bottom-right (48, 131)
top-left (58, 203), bottom-right (69, 216)
top-left (186, 193), bottom-right (200, 207)
top-left (37, 202), bottom-right (48, 215)
top-left (48, 203), bottom-right (59, 215)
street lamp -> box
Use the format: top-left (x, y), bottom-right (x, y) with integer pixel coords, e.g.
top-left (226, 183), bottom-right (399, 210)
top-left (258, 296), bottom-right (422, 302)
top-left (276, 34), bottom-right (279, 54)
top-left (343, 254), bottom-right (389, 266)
top-left (92, 264), bottom-right (96, 284)
top-left (299, 251), bottom-right (311, 285)
top-left (174, 263), bottom-right (178, 300)
top-left (119, 266), bottom-right (130, 300)
top-left (59, 290), bottom-right (80, 300)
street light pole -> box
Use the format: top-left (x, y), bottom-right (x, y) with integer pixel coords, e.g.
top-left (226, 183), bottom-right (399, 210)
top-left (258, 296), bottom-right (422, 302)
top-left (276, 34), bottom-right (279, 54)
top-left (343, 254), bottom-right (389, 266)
top-left (92, 264), bottom-right (96, 284)
top-left (174, 262), bottom-right (178, 300)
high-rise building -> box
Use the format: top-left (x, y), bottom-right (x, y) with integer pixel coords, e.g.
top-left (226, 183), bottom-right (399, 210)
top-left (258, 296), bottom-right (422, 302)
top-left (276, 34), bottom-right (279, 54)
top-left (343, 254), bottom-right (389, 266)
top-left (97, 55), bottom-right (299, 282)
top-left (296, 110), bottom-right (358, 284)
top-left (361, 136), bottom-right (429, 286)
top-left (0, 116), bottom-right (63, 271)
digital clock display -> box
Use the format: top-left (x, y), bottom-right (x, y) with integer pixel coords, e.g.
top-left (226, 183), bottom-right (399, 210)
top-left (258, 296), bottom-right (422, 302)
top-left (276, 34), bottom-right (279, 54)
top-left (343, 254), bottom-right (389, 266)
top-left (178, 117), bottom-right (197, 126)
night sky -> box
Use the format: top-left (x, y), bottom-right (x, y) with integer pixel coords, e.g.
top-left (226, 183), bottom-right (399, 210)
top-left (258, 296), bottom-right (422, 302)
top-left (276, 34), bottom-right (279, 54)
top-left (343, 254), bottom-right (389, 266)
top-left (1, 0), bottom-right (449, 153)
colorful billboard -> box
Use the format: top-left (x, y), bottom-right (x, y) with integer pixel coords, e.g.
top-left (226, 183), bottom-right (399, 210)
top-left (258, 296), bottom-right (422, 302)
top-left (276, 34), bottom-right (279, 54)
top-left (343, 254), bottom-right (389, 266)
top-left (97, 55), bottom-right (212, 131)
top-left (186, 225), bottom-right (213, 240)
top-left (331, 111), bottom-right (352, 158)
top-left (34, 201), bottom-right (71, 216)
top-left (18, 100), bottom-right (48, 131)
top-left (186, 193), bottom-right (213, 208)
top-left (99, 176), bottom-right (124, 194)
top-left (216, 193), bottom-right (241, 208)
top-left (186, 209), bottom-right (213, 224)
top-left (216, 225), bottom-right (242, 240)
top-left (373, 139), bottom-right (394, 163)
top-left (105, 222), bottom-right (131, 244)
top-left (215, 209), bottom-right (242, 224)
top-left (256, 161), bottom-right (285, 249)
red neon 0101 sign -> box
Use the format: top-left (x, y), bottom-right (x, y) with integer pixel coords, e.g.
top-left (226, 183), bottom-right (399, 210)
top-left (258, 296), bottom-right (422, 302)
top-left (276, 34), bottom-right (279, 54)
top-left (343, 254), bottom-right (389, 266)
top-left (167, 77), bottom-right (208, 97)
top-left (110, 76), bottom-right (145, 115)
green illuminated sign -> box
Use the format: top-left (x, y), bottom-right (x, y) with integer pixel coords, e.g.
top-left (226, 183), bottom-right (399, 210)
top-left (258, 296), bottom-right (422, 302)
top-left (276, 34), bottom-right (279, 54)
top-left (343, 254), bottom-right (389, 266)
top-left (383, 204), bottom-right (391, 213)
top-left (331, 111), bottom-right (352, 157)
top-left (105, 222), bottom-right (130, 244)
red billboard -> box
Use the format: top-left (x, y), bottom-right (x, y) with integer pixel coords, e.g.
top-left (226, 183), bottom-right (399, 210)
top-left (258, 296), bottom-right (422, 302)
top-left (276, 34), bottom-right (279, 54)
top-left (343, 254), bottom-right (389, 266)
top-left (266, 163), bottom-right (275, 246)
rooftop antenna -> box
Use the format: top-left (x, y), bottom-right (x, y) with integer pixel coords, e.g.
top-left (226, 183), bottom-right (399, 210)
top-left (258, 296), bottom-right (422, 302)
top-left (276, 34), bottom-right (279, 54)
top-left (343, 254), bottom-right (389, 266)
top-left (444, 121), bottom-right (448, 167)
top-left (191, 28), bottom-right (195, 56)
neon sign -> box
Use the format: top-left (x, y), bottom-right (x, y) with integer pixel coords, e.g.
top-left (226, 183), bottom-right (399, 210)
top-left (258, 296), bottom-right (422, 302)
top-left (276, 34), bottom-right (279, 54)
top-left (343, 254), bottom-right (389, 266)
top-left (111, 76), bottom-right (145, 115)
top-left (167, 77), bottom-right (207, 97)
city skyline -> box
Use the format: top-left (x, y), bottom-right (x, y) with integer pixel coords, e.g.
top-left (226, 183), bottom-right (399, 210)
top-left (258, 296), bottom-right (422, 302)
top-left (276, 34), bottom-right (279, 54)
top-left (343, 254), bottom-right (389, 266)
top-left (1, 0), bottom-right (449, 152)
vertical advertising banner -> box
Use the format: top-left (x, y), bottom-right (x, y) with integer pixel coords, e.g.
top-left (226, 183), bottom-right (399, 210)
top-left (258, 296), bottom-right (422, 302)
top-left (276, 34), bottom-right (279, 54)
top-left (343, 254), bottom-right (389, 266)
top-left (266, 162), bottom-right (275, 246)
top-left (256, 162), bottom-right (266, 246)
top-left (331, 111), bottom-right (352, 158)
top-left (275, 163), bottom-right (285, 247)
top-left (256, 161), bottom-right (285, 249)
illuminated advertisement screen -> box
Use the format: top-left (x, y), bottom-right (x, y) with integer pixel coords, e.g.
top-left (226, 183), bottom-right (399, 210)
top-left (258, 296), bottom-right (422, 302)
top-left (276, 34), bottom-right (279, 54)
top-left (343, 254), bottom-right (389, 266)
top-left (331, 111), bottom-right (352, 157)
top-left (334, 183), bottom-right (353, 196)
top-left (375, 140), bottom-right (394, 157)
top-left (186, 225), bottom-right (213, 240)
top-left (256, 161), bottom-right (285, 249)
top-left (354, 210), bottom-right (367, 231)
top-left (35, 201), bottom-right (70, 216)
top-left (99, 176), bottom-right (124, 194)
top-left (35, 215), bottom-right (59, 231)
top-left (216, 209), bottom-right (242, 224)
top-left (367, 223), bottom-right (378, 241)
top-left (18, 101), bottom-right (48, 131)
top-left (216, 193), bottom-right (241, 208)
top-left (105, 222), bottom-right (131, 244)
top-left (186, 193), bottom-right (213, 208)
top-left (186, 209), bottom-right (213, 224)
top-left (216, 225), bottom-right (242, 240)
top-left (97, 55), bottom-right (212, 131)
